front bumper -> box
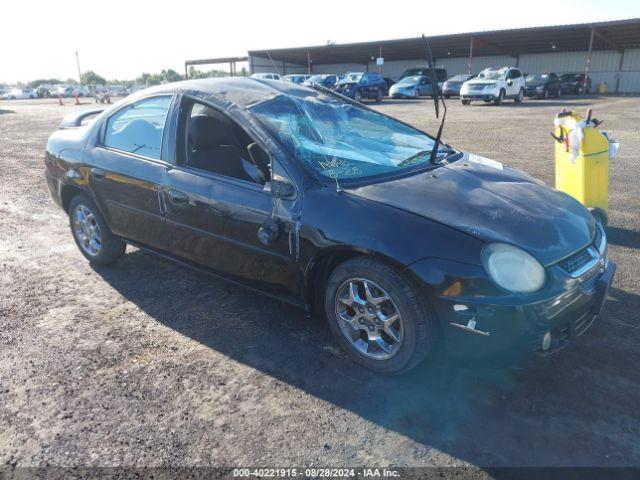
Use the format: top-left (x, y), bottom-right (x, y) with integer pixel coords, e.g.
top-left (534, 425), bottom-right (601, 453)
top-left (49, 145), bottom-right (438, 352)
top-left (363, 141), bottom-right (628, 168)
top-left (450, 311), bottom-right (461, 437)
top-left (428, 261), bottom-right (616, 366)
top-left (524, 89), bottom-right (544, 97)
top-left (460, 91), bottom-right (497, 101)
top-left (390, 90), bottom-right (417, 98)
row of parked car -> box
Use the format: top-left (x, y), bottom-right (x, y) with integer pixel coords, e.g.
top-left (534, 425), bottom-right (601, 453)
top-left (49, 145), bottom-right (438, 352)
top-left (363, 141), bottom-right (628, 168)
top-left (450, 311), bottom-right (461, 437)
top-left (0, 84), bottom-right (132, 100)
top-left (250, 68), bottom-right (593, 105)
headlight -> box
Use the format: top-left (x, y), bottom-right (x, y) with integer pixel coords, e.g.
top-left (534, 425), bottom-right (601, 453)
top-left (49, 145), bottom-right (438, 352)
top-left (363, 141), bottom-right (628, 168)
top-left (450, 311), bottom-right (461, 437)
top-left (482, 243), bottom-right (546, 293)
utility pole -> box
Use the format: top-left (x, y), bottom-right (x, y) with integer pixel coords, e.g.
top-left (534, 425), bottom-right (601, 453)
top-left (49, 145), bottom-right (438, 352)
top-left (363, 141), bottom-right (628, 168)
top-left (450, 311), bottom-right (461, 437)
top-left (75, 51), bottom-right (82, 83)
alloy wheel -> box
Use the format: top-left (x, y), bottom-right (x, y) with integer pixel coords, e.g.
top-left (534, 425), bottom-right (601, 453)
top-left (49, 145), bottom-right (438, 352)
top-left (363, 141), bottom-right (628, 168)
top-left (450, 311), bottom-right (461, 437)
top-left (334, 278), bottom-right (404, 360)
top-left (72, 205), bottom-right (102, 256)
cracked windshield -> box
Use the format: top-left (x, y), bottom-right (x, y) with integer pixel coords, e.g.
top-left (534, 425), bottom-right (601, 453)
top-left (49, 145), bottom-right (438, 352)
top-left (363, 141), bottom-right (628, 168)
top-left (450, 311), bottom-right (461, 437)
top-left (250, 91), bottom-right (450, 181)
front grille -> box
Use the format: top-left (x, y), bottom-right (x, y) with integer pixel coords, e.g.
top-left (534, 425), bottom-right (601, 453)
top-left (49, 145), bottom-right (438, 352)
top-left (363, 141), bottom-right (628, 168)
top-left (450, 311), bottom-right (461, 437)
top-left (557, 224), bottom-right (607, 278)
top-left (559, 247), bottom-right (597, 275)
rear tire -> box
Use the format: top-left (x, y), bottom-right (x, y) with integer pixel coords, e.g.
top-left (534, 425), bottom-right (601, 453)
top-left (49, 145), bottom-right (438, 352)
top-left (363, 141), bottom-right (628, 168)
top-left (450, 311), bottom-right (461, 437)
top-left (461, 99), bottom-right (470, 105)
top-left (68, 194), bottom-right (126, 266)
top-left (514, 88), bottom-right (524, 103)
top-left (375, 88), bottom-right (383, 102)
top-left (324, 256), bottom-right (438, 374)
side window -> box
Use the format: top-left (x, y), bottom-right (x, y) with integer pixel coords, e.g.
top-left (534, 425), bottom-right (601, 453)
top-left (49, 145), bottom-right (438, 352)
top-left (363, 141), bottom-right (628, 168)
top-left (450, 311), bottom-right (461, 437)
top-left (510, 69), bottom-right (522, 79)
top-left (361, 74), bottom-right (369, 83)
top-left (550, 73), bottom-right (558, 81)
top-left (180, 99), bottom-right (270, 185)
top-left (103, 96), bottom-right (172, 160)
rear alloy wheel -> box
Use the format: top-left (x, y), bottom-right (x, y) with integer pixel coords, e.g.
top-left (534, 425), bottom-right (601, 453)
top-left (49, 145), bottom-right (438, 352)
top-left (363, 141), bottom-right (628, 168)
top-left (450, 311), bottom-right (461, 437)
top-left (514, 88), bottom-right (524, 103)
top-left (543, 88), bottom-right (550, 99)
top-left (325, 257), bottom-right (437, 374)
top-left (494, 89), bottom-right (505, 105)
top-left (69, 194), bottom-right (125, 265)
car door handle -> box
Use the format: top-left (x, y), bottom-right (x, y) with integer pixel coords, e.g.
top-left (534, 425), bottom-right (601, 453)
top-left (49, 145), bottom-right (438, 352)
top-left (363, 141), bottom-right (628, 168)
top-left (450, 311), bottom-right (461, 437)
top-left (167, 189), bottom-right (189, 206)
top-left (90, 168), bottom-right (105, 180)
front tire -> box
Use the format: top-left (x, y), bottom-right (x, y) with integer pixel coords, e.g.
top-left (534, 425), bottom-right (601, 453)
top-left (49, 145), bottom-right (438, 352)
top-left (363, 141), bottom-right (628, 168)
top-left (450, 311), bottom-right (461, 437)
top-left (494, 89), bottom-right (505, 105)
top-left (461, 99), bottom-right (470, 105)
top-left (354, 91), bottom-right (362, 103)
top-left (325, 257), bottom-right (437, 374)
top-left (375, 88), bottom-right (383, 102)
top-left (69, 194), bottom-right (125, 265)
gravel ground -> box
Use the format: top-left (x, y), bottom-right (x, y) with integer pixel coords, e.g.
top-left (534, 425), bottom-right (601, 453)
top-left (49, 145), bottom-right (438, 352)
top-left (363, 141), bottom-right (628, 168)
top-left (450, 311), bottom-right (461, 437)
top-left (0, 95), bottom-right (639, 471)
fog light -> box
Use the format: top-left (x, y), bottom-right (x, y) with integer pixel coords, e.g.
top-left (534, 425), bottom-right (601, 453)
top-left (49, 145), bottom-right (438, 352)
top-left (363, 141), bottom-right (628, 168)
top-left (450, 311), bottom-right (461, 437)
top-left (542, 331), bottom-right (552, 351)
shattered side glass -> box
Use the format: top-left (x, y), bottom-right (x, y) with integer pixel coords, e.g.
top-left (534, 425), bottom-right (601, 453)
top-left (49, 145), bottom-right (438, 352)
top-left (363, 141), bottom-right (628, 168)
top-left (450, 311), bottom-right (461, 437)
top-left (249, 91), bottom-right (441, 182)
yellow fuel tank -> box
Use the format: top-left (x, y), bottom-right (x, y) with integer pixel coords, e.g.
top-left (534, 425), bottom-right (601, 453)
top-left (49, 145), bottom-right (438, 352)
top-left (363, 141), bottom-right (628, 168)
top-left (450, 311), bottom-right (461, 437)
top-left (554, 111), bottom-right (610, 223)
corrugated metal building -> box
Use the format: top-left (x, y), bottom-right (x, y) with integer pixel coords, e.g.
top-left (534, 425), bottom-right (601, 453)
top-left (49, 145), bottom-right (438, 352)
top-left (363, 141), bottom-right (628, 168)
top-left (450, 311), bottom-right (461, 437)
top-left (248, 19), bottom-right (640, 93)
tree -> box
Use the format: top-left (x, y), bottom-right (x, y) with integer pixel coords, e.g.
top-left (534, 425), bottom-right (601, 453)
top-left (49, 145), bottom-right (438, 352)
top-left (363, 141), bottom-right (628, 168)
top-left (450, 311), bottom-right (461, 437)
top-left (161, 69), bottom-right (182, 83)
top-left (28, 78), bottom-right (62, 88)
top-left (81, 71), bottom-right (106, 85)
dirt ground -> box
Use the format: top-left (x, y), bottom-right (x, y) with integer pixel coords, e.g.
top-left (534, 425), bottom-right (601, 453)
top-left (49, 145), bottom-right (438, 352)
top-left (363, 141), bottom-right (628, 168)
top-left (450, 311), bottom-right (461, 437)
top-left (0, 94), bottom-right (639, 471)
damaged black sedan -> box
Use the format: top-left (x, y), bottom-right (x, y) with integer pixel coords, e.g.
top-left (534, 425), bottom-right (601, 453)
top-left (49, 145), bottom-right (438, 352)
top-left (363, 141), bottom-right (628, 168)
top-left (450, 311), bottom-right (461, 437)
top-left (45, 78), bottom-right (615, 374)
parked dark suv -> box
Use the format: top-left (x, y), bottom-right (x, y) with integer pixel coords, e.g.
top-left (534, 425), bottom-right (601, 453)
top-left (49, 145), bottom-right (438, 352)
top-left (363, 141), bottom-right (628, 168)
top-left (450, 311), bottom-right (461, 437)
top-left (335, 72), bottom-right (387, 102)
top-left (560, 73), bottom-right (592, 94)
top-left (524, 72), bottom-right (562, 99)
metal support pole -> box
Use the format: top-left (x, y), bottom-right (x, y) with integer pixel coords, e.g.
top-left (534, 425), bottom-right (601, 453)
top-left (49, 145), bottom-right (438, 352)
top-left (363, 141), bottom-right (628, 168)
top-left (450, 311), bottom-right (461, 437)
top-left (307, 52), bottom-right (311, 74)
top-left (185, 63), bottom-right (189, 79)
top-left (75, 51), bottom-right (82, 83)
top-left (468, 37), bottom-right (474, 75)
top-left (615, 49), bottom-right (625, 94)
top-left (282, 60), bottom-right (286, 76)
top-left (584, 27), bottom-right (594, 94)
top-left (379, 44), bottom-right (383, 74)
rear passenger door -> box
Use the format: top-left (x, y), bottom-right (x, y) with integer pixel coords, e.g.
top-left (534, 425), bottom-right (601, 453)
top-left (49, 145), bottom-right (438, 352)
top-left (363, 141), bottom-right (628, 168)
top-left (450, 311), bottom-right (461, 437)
top-left (87, 95), bottom-right (174, 250)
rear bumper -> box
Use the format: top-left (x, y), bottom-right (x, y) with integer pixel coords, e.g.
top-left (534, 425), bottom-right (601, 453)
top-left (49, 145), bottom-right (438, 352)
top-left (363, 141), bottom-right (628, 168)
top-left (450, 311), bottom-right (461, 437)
top-left (433, 262), bottom-right (616, 367)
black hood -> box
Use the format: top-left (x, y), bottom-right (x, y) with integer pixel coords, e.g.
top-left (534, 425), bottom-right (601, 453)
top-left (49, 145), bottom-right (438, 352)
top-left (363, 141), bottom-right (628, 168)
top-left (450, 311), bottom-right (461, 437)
top-left (347, 154), bottom-right (595, 266)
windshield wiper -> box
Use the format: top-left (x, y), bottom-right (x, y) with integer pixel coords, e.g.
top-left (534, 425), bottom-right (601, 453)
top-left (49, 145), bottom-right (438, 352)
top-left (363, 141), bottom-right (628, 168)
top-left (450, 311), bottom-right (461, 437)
top-left (422, 34), bottom-right (447, 165)
top-left (398, 147), bottom-right (454, 167)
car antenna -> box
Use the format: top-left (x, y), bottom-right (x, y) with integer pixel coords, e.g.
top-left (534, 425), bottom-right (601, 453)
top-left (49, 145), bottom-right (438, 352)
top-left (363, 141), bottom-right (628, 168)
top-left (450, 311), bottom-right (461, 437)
top-left (422, 34), bottom-right (447, 164)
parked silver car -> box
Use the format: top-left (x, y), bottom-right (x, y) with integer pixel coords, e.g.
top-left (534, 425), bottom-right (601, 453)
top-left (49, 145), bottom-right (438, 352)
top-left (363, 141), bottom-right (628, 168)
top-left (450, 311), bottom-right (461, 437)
top-left (442, 74), bottom-right (475, 98)
top-left (389, 75), bottom-right (433, 98)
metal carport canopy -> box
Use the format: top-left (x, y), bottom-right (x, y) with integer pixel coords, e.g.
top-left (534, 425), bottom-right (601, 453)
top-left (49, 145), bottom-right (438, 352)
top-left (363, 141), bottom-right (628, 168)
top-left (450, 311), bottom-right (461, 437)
top-left (248, 18), bottom-right (640, 64)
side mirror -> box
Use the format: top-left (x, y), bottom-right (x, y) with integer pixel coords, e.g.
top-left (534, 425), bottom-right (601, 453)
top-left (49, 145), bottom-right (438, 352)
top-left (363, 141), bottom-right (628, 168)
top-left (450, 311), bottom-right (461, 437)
top-left (265, 177), bottom-right (295, 199)
top-left (507, 79), bottom-right (513, 86)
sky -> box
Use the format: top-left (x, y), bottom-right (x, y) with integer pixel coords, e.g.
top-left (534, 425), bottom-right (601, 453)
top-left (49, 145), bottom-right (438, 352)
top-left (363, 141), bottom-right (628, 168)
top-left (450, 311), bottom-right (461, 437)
top-left (1, 0), bottom-right (639, 84)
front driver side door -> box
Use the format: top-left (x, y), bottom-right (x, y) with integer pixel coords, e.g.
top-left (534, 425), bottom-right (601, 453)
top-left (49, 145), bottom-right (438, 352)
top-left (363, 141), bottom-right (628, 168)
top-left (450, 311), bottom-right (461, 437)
top-left (162, 97), bottom-right (302, 302)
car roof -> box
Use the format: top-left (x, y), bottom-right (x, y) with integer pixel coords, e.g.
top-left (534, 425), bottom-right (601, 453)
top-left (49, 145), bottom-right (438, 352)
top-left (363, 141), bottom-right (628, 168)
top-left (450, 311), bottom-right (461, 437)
top-left (123, 77), bottom-right (316, 109)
